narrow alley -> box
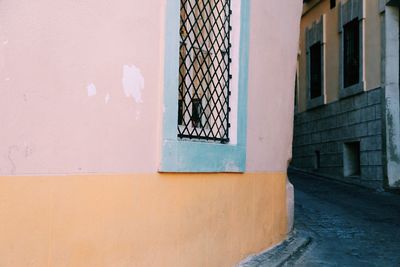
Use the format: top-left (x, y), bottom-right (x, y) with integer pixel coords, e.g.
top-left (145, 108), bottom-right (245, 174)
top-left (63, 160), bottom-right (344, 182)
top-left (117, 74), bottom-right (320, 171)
top-left (286, 171), bottom-right (400, 266)
top-left (242, 170), bottom-right (400, 267)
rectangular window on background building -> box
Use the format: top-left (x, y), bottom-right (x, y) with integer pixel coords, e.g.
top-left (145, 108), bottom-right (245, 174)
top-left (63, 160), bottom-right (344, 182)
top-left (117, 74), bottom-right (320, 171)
top-left (343, 19), bottom-right (360, 88)
top-left (305, 15), bottom-right (325, 109)
top-left (310, 42), bottom-right (322, 99)
top-left (330, 0), bottom-right (336, 9)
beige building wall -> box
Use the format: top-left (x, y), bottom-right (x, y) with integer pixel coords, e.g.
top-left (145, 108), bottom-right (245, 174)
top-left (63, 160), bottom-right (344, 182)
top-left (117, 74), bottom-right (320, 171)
top-left (365, 0), bottom-right (382, 90)
top-left (298, 0), bottom-right (382, 113)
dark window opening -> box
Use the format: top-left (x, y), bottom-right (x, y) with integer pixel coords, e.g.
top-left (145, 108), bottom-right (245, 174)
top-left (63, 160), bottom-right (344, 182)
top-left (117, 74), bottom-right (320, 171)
top-left (315, 150), bottom-right (321, 170)
top-left (178, 99), bottom-right (183, 125)
top-left (310, 42), bottom-right (322, 99)
top-left (177, 0), bottom-right (232, 143)
top-left (191, 98), bottom-right (202, 128)
top-left (330, 0), bottom-right (336, 9)
top-left (343, 142), bottom-right (361, 177)
top-left (343, 19), bottom-right (360, 88)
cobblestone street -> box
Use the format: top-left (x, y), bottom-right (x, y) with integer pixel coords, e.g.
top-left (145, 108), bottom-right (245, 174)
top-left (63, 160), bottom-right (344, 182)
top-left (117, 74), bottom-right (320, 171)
top-left (285, 171), bottom-right (400, 266)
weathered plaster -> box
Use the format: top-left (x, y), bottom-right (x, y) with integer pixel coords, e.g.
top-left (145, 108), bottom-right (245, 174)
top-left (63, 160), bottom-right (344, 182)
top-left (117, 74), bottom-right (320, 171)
top-left (6, 146), bottom-right (18, 174)
top-left (382, 4), bottom-right (400, 188)
top-left (87, 83), bottom-right (97, 97)
top-left (0, 0), bottom-right (164, 174)
top-left (387, 110), bottom-right (400, 162)
top-left (0, 0), bottom-right (301, 175)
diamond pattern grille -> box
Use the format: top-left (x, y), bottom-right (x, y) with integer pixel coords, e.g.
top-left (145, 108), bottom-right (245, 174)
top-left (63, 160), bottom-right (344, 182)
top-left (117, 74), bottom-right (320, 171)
top-left (178, 0), bottom-right (232, 143)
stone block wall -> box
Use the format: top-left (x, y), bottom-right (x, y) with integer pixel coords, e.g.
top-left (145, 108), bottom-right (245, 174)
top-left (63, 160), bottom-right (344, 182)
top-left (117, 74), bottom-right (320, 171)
top-left (291, 88), bottom-right (385, 189)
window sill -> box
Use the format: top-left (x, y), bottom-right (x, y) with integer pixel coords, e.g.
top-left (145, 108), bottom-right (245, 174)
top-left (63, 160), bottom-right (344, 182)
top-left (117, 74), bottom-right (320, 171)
top-left (339, 81), bottom-right (365, 99)
top-left (307, 95), bottom-right (325, 110)
top-left (159, 139), bottom-right (246, 173)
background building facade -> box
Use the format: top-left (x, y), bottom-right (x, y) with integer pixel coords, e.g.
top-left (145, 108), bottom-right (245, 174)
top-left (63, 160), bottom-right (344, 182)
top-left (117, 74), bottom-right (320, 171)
top-left (0, 1), bottom-right (302, 266)
top-left (292, 0), bottom-right (400, 190)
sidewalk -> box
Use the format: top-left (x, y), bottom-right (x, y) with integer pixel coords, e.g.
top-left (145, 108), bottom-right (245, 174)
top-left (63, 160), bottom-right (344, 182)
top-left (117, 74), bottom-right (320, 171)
top-left (237, 231), bottom-right (312, 267)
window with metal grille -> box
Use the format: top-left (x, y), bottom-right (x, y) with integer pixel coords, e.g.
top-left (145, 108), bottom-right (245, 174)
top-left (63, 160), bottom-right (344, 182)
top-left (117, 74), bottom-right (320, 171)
top-left (343, 19), bottom-right (360, 88)
top-left (310, 42), bottom-right (322, 99)
top-left (178, 0), bottom-right (232, 143)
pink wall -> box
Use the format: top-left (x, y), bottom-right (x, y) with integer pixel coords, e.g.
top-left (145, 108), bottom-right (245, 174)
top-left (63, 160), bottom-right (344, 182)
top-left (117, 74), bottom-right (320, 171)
top-left (0, 0), bottom-right (302, 175)
top-left (0, 0), bottom-right (164, 174)
top-left (246, 1), bottom-right (302, 172)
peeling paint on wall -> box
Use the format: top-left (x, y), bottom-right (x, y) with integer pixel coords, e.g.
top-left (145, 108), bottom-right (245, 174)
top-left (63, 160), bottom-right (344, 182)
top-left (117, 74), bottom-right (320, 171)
top-left (87, 83), bottom-right (97, 97)
top-left (122, 65), bottom-right (144, 103)
top-left (2, 144), bottom-right (34, 175)
top-left (7, 146), bottom-right (19, 174)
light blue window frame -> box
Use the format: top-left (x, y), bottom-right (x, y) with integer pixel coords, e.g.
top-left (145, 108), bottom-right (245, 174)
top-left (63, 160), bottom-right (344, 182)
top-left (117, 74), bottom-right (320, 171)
top-left (159, 0), bottom-right (250, 172)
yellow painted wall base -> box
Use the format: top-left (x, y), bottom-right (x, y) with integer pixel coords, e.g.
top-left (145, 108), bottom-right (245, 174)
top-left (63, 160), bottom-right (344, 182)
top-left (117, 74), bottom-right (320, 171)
top-left (0, 172), bottom-right (288, 267)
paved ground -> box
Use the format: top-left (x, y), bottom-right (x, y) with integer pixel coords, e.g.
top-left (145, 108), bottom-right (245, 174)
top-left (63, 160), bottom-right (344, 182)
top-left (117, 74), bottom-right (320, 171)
top-left (240, 171), bottom-right (400, 267)
top-left (285, 171), bottom-right (400, 266)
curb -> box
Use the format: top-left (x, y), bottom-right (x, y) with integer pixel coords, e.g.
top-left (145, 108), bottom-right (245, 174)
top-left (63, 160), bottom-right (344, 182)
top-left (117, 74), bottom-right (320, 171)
top-left (237, 231), bottom-right (312, 267)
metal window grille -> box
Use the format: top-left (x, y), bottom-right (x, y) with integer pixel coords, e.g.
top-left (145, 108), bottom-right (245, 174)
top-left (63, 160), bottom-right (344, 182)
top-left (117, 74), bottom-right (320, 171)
top-left (178, 0), bottom-right (232, 143)
top-left (343, 19), bottom-right (360, 88)
top-left (310, 42), bottom-right (322, 99)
